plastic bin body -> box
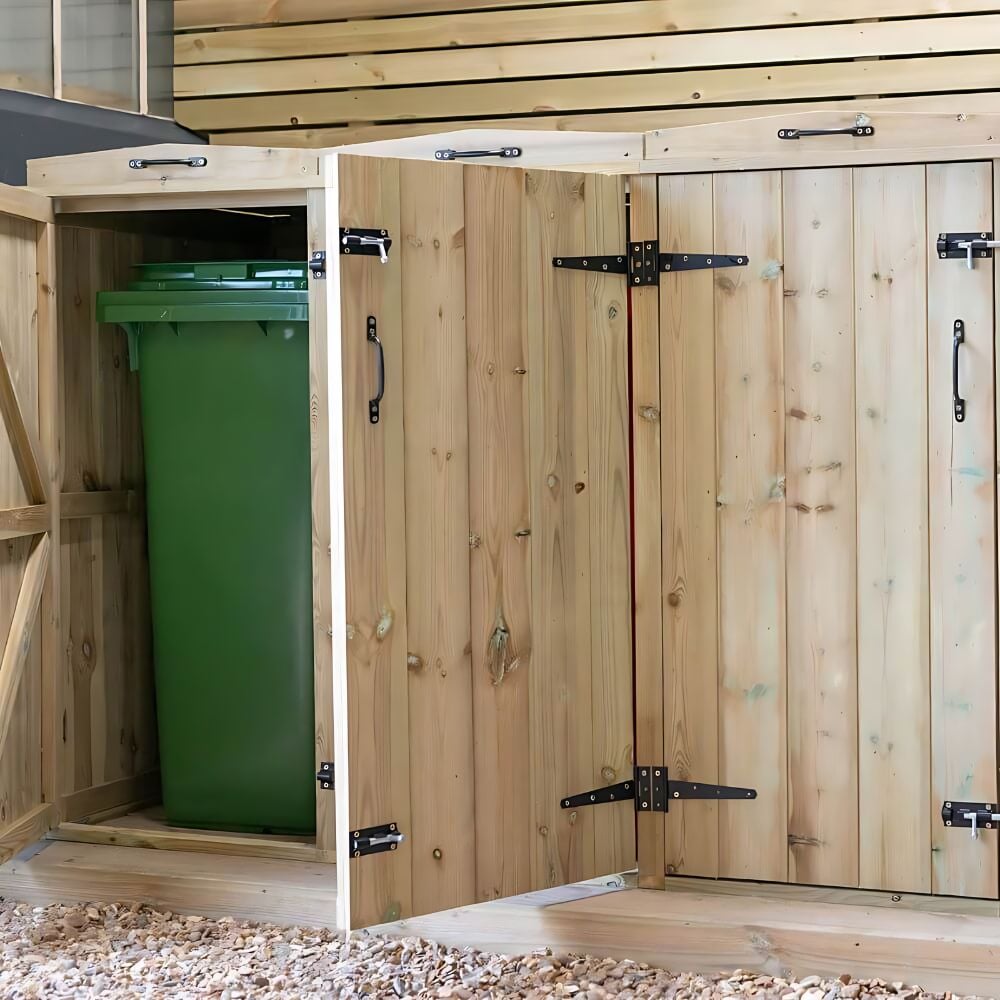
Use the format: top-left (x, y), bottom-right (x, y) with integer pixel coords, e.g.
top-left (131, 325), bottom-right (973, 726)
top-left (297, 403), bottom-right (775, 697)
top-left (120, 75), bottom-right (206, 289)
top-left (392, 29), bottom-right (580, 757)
top-left (98, 263), bottom-right (315, 833)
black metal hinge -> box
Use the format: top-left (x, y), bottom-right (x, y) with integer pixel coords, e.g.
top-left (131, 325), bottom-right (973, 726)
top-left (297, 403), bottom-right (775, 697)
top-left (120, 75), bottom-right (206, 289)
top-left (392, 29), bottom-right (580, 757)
top-left (562, 766), bottom-right (756, 814)
top-left (942, 800), bottom-right (999, 838)
top-left (937, 231), bottom-right (999, 269)
top-left (351, 822), bottom-right (405, 858)
top-left (553, 242), bottom-right (748, 286)
top-left (316, 762), bottom-right (334, 790)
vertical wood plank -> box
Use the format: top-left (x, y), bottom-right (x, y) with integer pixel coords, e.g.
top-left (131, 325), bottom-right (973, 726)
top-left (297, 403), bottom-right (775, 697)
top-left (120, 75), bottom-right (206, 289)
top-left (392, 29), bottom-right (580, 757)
top-left (631, 174), bottom-right (665, 889)
top-left (400, 159), bottom-right (477, 913)
top-left (37, 220), bottom-right (62, 816)
top-left (783, 168), bottom-right (859, 889)
top-left (927, 161), bottom-right (997, 899)
top-left (586, 173), bottom-right (634, 878)
top-left (307, 188), bottom-right (336, 860)
top-left (467, 164), bottom-right (533, 902)
top-left (338, 154), bottom-right (411, 926)
top-left (855, 164), bottom-right (930, 894)
top-left (715, 170), bottom-right (787, 883)
top-left (658, 173), bottom-right (719, 879)
top-left (525, 168), bottom-right (594, 889)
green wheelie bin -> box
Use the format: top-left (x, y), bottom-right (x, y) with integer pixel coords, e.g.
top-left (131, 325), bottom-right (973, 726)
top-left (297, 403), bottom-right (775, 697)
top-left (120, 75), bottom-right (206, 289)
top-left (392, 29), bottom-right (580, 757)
top-left (97, 261), bottom-right (314, 834)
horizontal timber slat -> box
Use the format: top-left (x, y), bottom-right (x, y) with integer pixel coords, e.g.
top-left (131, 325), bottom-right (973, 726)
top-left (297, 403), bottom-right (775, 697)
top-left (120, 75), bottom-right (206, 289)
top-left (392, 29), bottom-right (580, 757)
top-left (174, 1), bottom-right (1000, 65)
top-left (60, 490), bottom-right (137, 519)
top-left (178, 52), bottom-right (1000, 132)
top-left (0, 504), bottom-right (49, 540)
top-left (175, 15), bottom-right (1000, 98)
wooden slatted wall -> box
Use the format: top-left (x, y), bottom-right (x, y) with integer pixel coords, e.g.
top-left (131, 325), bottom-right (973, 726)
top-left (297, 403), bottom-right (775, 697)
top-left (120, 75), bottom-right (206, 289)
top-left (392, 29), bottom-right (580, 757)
top-left (173, 1), bottom-right (1000, 146)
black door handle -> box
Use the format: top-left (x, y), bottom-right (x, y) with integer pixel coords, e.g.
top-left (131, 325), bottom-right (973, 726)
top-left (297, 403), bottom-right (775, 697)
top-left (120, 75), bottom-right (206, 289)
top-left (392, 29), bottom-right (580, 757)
top-left (434, 147), bottom-right (522, 161)
top-left (367, 316), bottom-right (384, 425)
top-left (129, 156), bottom-right (208, 169)
top-left (954, 319), bottom-right (966, 423)
top-left (777, 126), bottom-right (875, 140)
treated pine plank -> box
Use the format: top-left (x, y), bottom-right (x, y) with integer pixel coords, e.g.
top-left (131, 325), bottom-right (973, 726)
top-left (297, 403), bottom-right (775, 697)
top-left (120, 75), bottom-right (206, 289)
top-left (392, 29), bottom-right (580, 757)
top-left (174, 0), bottom-right (1000, 32)
top-left (373, 886), bottom-right (1000, 994)
top-left (855, 164), bottom-right (930, 894)
top-left (307, 187), bottom-right (336, 859)
top-left (174, 0), bottom-right (1000, 65)
top-left (0, 185), bottom-right (52, 225)
top-left (176, 52), bottom-right (1000, 132)
top-left (927, 161), bottom-right (997, 899)
top-left (0, 329), bottom-right (47, 505)
top-left (0, 803), bottom-right (56, 866)
top-left (211, 91), bottom-right (1000, 149)
top-left (59, 490), bottom-right (135, 519)
top-left (466, 164), bottom-right (532, 903)
top-left (400, 160), bottom-right (476, 915)
top-left (175, 14), bottom-right (1000, 98)
top-left (658, 173), bottom-right (719, 879)
top-left (585, 174), bottom-right (633, 878)
top-left (630, 176), bottom-right (664, 890)
top-left (37, 220), bottom-right (61, 817)
top-left (50, 822), bottom-right (331, 864)
top-left (714, 171), bottom-right (786, 883)
top-left (0, 534), bottom-right (51, 757)
top-left (0, 503), bottom-right (49, 540)
top-left (337, 154), bottom-right (411, 927)
top-left (525, 169), bottom-right (595, 889)
top-left (60, 771), bottom-right (160, 823)
top-left (782, 168), bottom-right (859, 889)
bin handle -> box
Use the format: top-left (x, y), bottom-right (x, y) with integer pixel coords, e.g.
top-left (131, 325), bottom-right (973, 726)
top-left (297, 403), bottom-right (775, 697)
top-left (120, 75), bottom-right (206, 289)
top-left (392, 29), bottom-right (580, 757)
top-left (367, 316), bottom-right (384, 425)
top-left (129, 156), bottom-right (208, 169)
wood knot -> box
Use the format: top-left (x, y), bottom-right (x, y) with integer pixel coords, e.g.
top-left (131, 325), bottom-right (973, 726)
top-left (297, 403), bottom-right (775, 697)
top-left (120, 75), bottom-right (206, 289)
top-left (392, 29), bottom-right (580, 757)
top-left (407, 653), bottom-right (424, 672)
top-left (638, 405), bottom-right (660, 422)
top-left (667, 591), bottom-right (681, 607)
top-left (601, 766), bottom-right (617, 783)
top-left (375, 608), bottom-right (393, 641)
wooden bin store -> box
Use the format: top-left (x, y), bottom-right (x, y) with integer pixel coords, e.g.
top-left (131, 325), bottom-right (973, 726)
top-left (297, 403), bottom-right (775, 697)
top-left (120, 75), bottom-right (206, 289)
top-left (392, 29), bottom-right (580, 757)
top-left (2, 111), bottom-right (1000, 936)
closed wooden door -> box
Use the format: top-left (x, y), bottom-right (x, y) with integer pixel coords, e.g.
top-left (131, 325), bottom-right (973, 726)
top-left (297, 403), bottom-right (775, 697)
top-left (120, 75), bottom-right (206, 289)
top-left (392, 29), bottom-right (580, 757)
top-left (0, 186), bottom-right (58, 867)
top-left (643, 161), bottom-right (998, 899)
top-left (324, 155), bottom-right (635, 931)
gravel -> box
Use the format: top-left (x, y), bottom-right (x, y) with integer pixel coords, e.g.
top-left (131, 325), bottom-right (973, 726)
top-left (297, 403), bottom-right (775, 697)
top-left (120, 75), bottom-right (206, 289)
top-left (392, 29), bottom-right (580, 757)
top-left (0, 899), bottom-right (994, 999)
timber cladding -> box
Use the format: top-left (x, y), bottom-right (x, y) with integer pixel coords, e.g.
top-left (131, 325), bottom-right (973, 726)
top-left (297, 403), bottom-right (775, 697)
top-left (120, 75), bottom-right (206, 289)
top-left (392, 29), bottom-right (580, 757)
top-left (172, 2), bottom-right (1000, 146)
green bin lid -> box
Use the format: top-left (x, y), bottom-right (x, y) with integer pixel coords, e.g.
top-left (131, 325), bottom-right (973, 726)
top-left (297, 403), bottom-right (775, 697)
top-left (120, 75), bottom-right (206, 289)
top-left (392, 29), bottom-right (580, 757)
top-left (95, 261), bottom-right (310, 373)
top-left (128, 260), bottom-right (309, 289)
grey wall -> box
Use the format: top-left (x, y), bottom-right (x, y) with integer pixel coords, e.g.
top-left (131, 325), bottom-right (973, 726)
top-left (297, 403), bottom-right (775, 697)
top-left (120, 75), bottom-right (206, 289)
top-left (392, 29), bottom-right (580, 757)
top-left (0, 87), bottom-right (203, 186)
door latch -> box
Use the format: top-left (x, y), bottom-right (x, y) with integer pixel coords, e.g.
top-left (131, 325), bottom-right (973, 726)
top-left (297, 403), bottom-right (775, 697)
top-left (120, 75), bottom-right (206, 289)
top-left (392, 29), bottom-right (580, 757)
top-left (341, 228), bottom-right (392, 264)
top-left (937, 232), bottom-right (1000, 269)
top-left (351, 822), bottom-right (405, 858)
top-left (942, 801), bottom-right (1000, 839)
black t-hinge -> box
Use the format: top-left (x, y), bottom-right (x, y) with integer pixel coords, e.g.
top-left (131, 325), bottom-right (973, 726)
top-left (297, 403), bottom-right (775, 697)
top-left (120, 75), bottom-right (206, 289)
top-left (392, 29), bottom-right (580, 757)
top-left (562, 766), bottom-right (756, 814)
top-left (553, 242), bottom-right (748, 286)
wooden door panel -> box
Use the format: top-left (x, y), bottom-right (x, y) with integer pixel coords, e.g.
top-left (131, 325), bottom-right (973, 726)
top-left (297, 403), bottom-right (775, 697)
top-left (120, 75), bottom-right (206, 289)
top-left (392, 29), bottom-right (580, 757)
top-left (783, 168), bottom-right (859, 888)
top-left (658, 173), bottom-right (720, 879)
top-left (334, 158), bottom-right (634, 929)
top-left (0, 188), bottom-right (57, 866)
top-left (927, 161), bottom-right (997, 899)
top-left (714, 171), bottom-right (788, 883)
top-left (855, 164), bottom-right (931, 894)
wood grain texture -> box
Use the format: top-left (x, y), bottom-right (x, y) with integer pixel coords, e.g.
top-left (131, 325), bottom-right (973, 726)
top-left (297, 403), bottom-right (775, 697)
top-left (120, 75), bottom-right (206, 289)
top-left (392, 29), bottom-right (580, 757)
top-left (176, 15), bottom-right (1000, 98)
top-left (584, 174), bottom-right (633, 878)
top-left (400, 160), bottom-right (476, 914)
top-left (782, 168), bottom-right (859, 889)
top-left (658, 173), bottom-right (719, 879)
top-left (337, 155), bottom-right (411, 927)
top-left (854, 165), bottom-right (930, 894)
top-left (0, 209), bottom-right (43, 863)
top-left (926, 160), bottom-right (997, 899)
top-left (714, 171), bottom-right (787, 883)
top-left (178, 51), bottom-right (1000, 135)
top-left (0, 504), bottom-right (49, 540)
top-left (307, 188), bottom-right (336, 860)
top-left (176, 0), bottom-right (998, 60)
top-left (466, 164), bottom-right (532, 903)
top-left (629, 175), bottom-right (664, 890)
top-left (525, 168), bottom-right (606, 889)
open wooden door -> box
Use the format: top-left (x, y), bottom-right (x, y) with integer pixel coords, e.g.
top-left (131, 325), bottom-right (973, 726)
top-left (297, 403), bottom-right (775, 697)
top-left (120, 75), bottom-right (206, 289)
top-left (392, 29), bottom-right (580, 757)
top-left (320, 154), bottom-right (635, 930)
top-left (0, 185), bottom-right (59, 865)
top-left (638, 160), bottom-right (999, 900)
